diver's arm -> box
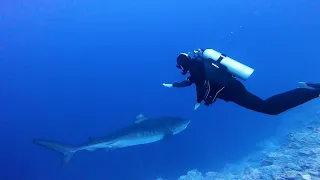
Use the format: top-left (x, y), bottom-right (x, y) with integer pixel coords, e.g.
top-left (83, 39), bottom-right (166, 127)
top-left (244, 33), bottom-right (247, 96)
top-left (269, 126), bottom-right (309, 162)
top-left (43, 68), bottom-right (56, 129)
top-left (172, 79), bottom-right (193, 88)
top-left (196, 88), bottom-right (204, 103)
top-left (192, 89), bottom-right (204, 110)
top-left (163, 77), bottom-right (193, 88)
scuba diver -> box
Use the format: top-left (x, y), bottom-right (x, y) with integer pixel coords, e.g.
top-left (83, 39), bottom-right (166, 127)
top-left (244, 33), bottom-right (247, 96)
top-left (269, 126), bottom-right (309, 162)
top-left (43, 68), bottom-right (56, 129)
top-left (162, 48), bottom-right (320, 115)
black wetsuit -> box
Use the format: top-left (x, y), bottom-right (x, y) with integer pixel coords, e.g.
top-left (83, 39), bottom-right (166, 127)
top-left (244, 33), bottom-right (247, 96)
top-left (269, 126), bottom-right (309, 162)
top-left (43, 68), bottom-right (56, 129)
top-left (173, 59), bottom-right (320, 115)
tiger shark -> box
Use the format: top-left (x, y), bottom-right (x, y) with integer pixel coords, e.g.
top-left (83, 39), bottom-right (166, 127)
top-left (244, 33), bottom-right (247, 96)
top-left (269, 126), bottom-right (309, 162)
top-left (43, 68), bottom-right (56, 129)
top-left (33, 114), bottom-right (190, 165)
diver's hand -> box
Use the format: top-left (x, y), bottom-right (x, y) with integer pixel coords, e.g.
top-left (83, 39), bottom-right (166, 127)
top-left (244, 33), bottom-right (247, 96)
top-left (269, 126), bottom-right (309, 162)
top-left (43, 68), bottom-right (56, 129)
top-left (194, 103), bottom-right (201, 110)
top-left (162, 83), bottom-right (173, 88)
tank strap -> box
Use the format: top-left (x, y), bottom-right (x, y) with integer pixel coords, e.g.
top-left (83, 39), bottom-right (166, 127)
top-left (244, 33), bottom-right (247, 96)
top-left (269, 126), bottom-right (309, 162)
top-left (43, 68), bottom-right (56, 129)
top-left (216, 53), bottom-right (236, 78)
top-left (217, 53), bottom-right (227, 63)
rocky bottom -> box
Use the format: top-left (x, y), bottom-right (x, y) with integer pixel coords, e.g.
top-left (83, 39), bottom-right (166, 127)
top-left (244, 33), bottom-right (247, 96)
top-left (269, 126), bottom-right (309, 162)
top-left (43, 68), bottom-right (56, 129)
top-left (157, 107), bottom-right (320, 180)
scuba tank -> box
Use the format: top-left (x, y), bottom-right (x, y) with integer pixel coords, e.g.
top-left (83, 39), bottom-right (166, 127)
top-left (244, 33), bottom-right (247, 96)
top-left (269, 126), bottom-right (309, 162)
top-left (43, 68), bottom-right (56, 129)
top-left (202, 48), bottom-right (254, 81)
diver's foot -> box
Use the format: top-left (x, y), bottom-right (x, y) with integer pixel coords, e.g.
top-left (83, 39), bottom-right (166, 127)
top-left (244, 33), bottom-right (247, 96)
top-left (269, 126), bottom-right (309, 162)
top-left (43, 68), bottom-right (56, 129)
top-left (298, 82), bottom-right (320, 90)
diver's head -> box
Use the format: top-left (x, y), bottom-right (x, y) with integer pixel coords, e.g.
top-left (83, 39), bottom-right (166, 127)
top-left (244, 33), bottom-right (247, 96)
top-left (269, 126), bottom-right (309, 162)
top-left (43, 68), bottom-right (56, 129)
top-left (176, 53), bottom-right (191, 75)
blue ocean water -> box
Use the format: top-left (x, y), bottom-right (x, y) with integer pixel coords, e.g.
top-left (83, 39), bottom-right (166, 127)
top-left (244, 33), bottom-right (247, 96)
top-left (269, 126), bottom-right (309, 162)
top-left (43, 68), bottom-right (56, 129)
top-left (0, 0), bottom-right (319, 180)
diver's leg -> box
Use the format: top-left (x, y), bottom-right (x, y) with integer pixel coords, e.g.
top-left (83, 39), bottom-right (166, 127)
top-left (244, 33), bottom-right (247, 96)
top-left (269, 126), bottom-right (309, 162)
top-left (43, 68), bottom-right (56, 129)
top-left (227, 89), bottom-right (274, 115)
top-left (260, 88), bottom-right (320, 115)
top-left (219, 81), bottom-right (274, 114)
top-left (225, 82), bottom-right (320, 115)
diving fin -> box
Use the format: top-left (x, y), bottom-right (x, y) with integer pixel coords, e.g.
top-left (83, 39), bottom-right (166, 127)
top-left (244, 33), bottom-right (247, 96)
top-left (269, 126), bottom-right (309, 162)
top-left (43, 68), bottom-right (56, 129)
top-left (298, 82), bottom-right (320, 90)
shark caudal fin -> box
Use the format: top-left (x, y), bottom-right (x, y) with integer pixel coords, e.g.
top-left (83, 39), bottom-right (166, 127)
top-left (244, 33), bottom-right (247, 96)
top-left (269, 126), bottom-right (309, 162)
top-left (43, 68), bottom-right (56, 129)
top-left (33, 139), bottom-right (77, 165)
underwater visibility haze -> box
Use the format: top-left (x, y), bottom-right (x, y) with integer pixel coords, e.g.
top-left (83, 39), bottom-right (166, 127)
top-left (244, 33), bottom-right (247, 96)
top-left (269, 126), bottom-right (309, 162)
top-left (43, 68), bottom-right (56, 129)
top-left (0, 0), bottom-right (319, 180)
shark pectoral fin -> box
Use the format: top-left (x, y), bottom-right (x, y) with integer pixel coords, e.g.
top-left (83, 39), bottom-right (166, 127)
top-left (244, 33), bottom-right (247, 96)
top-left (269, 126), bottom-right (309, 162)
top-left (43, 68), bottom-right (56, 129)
top-left (164, 131), bottom-right (174, 140)
top-left (104, 148), bottom-right (114, 152)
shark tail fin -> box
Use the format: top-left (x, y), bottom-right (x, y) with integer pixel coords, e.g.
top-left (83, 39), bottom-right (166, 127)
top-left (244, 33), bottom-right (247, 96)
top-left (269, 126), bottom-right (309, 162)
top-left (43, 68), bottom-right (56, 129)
top-left (33, 139), bottom-right (77, 165)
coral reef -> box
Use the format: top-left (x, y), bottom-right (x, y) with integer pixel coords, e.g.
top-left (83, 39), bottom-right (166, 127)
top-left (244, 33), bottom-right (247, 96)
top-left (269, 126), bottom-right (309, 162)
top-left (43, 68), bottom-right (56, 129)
top-left (176, 121), bottom-right (320, 180)
top-left (157, 106), bottom-right (320, 180)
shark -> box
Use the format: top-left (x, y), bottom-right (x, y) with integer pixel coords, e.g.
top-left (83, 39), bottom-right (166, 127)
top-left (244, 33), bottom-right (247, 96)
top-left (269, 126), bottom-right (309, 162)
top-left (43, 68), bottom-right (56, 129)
top-left (33, 114), bottom-right (191, 165)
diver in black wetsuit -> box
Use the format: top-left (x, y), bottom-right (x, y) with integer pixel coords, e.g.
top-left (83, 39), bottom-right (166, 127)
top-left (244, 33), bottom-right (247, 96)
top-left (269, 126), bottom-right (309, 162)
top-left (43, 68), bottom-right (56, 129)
top-left (163, 49), bottom-right (320, 115)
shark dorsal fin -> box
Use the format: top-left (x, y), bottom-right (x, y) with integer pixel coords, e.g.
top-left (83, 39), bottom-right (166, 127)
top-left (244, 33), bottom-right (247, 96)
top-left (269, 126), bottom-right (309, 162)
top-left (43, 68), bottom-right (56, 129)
top-left (135, 113), bottom-right (148, 123)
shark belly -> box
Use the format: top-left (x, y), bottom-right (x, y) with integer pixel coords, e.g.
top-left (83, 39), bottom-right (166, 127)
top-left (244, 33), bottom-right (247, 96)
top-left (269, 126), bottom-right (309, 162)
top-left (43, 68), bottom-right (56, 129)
top-left (111, 134), bottom-right (164, 148)
top-left (80, 134), bottom-right (164, 151)
top-left (80, 142), bottom-right (114, 151)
